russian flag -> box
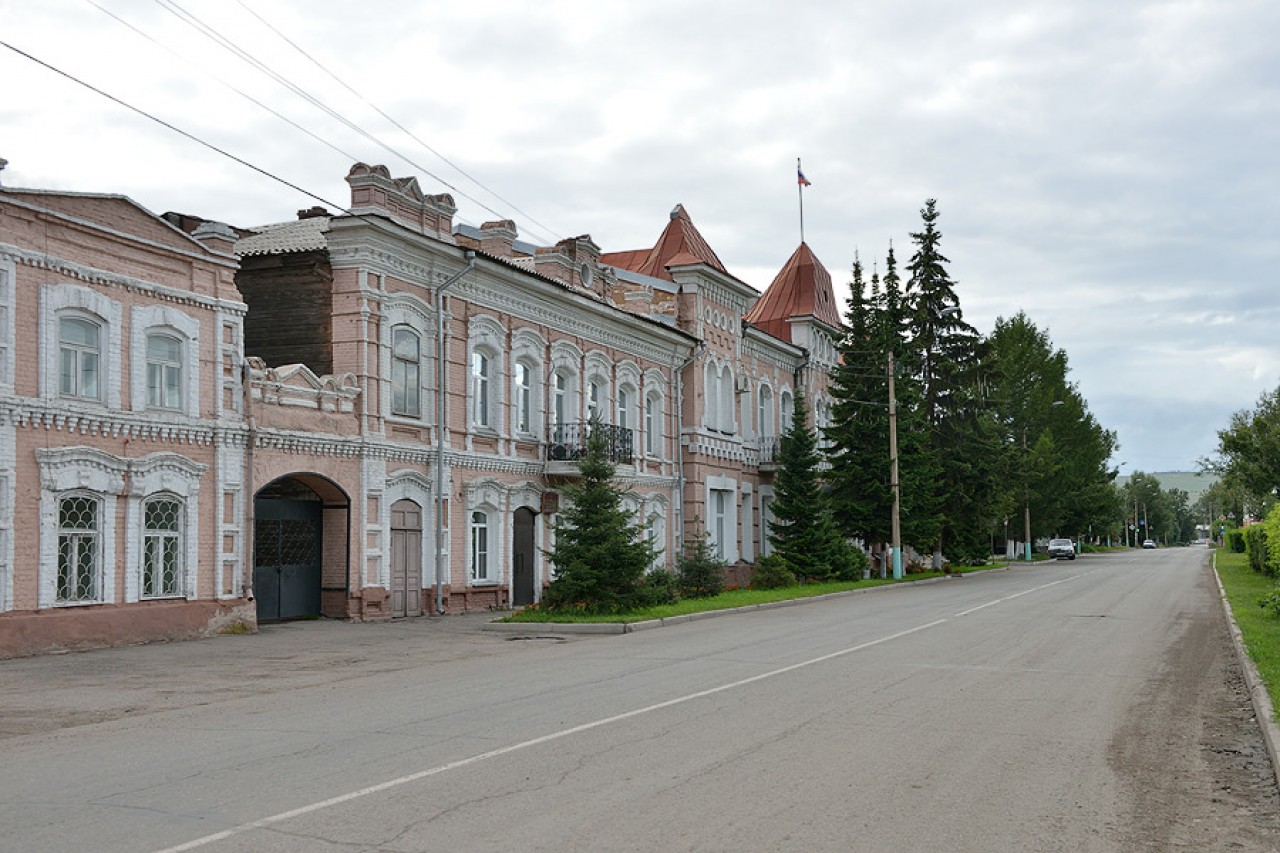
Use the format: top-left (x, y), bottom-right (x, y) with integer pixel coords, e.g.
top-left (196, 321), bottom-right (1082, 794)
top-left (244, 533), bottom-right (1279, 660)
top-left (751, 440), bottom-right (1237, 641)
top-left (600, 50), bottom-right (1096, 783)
top-left (797, 168), bottom-right (812, 187)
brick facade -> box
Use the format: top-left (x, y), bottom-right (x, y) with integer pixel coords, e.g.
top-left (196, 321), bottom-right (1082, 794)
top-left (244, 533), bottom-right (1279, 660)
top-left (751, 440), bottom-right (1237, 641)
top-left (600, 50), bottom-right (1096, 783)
top-left (0, 163), bottom-right (843, 657)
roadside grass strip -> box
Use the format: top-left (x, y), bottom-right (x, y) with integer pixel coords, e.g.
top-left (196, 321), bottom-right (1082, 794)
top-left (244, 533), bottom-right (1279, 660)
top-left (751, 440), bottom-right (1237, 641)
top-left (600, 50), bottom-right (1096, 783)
top-left (1214, 548), bottom-right (1280, 716)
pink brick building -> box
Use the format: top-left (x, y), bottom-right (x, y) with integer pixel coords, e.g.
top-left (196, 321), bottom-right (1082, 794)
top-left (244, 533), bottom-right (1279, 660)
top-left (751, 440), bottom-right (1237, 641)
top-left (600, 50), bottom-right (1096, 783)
top-left (0, 163), bottom-right (843, 656)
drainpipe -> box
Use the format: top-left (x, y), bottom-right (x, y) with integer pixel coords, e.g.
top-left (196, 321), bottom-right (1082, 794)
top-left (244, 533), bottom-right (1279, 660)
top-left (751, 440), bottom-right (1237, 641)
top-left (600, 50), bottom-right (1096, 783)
top-left (242, 360), bottom-right (256, 602)
top-left (673, 341), bottom-right (706, 554)
top-left (434, 251), bottom-right (476, 615)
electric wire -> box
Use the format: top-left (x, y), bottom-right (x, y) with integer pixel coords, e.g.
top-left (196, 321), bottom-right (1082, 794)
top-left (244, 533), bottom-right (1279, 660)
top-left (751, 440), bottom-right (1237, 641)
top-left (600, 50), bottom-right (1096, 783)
top-left (145, 0), bottom-right (562, 244)
top-left (232, 0), bottom-right (562, 244)
top-left (86, 0), bottom-right (365, 171)
top-left (1, 40), bottom-right (357, 221)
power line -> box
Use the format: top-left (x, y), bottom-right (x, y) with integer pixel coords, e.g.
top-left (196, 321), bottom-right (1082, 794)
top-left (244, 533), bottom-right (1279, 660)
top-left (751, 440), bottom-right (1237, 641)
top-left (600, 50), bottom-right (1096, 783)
top-left (232, 0), bottom-right (562, 244)
top-left (87, 0), bottom-right (365, 169)
top-left (2, 40), bottom-right (353, 220)
top-left (144, 0), bottom-right (562, 245)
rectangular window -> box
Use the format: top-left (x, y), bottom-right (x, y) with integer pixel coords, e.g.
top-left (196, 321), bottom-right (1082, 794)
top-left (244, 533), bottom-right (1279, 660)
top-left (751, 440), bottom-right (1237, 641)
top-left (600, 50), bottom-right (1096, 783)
top-left (712, 489), bottom-right (729, 560)
top-left (618, 388), bottom-right (630, 429)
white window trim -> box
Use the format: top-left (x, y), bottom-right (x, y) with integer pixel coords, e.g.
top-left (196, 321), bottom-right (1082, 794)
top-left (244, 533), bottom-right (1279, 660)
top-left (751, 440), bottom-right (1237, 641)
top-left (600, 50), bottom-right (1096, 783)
top-left (467, 315), bottom-right (506, 435)
top-left (131, 305), bottom-right (201, 417)
top-left (0, 256), bottom-right (15, 391)
top-left (40, 284), bottom-right (123, 409)
top-left (705, 475), bottom-right (739, 564)
top-left (122, 452), bottom-right (207, 602)
top-left (511, 329), bottom-right (545, 440)
top-left (381, 294), bottom-right (434, 424)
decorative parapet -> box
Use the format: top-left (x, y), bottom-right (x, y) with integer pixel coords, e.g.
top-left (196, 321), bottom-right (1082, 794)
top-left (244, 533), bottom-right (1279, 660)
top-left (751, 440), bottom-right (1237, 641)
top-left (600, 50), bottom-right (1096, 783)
top-left (246, 357), bottom-right (360, 414)
top-left (345, 163), bottom-right (456, 242)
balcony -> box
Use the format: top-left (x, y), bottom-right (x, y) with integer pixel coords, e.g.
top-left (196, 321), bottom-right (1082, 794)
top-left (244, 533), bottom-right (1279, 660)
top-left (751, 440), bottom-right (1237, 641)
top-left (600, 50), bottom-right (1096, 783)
top-left (546, 421), bottom-right (634, 476)
top-left (757, 436), bottom-right (782, 471)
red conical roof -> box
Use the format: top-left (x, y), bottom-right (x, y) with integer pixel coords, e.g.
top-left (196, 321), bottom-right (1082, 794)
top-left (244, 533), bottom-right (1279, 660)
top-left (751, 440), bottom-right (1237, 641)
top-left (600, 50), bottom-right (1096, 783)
top-left (602, 204), bottom-right (728, 282)
top-left (745, 242), bottom-right (842, 342)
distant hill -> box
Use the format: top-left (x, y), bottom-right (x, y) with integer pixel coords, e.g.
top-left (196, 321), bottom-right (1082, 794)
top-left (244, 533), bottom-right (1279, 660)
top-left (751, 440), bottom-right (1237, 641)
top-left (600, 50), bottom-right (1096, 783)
top-left (1115, 471), bottom-right (1218, 502)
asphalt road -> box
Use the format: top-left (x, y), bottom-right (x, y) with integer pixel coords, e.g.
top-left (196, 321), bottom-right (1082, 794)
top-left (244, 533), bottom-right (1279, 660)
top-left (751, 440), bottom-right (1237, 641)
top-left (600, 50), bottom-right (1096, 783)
top-left (2, 547), bottom-right (1278, 852)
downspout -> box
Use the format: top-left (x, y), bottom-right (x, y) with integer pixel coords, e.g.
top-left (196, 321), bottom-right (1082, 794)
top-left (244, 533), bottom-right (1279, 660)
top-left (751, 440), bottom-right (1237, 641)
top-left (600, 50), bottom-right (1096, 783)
top-left (434, 251), bottom-right (476, 615)
top-left (241, 360), bottom-right (256, 602)
top-left (673, 341), bottom-right (705, 554)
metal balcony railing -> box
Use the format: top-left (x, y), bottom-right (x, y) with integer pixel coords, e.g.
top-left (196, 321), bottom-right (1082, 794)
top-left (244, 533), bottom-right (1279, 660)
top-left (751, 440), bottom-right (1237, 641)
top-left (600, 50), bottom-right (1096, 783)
top-left (546, 421), bottom-right (633, 465)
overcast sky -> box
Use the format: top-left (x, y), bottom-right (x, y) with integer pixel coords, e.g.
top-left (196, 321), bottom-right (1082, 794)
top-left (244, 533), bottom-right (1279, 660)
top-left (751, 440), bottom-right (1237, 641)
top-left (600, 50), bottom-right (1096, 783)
top-left (3, 0), bottom-right (1278, 476)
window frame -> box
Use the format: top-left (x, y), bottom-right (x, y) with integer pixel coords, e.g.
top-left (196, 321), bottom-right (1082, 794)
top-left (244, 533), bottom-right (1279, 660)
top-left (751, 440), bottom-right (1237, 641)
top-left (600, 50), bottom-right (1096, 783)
top-left (470, 509), bottom-right (492, 583)
top-left (145, 331), bottom-right (184, 411)
top-left (391, 325), bottom-right (423, 418)
top-left (58, 315), bottom-right (103, 402)
top-left (56, 493), bottom-right (102, 604)
top-left (141, 495), bottom-right (184, 599)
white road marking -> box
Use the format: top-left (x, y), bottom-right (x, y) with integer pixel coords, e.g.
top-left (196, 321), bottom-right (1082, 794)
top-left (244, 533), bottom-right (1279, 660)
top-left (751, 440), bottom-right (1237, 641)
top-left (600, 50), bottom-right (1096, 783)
top-left (155, 573), bottom-right (1084, 852)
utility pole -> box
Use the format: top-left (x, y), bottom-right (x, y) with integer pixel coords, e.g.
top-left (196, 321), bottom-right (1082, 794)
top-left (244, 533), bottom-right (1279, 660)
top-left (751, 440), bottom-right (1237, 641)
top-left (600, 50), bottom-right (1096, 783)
top-left (1023, 427), bottom-right (1032, 561)
top-left (888, 351), bottom-right (903, 580)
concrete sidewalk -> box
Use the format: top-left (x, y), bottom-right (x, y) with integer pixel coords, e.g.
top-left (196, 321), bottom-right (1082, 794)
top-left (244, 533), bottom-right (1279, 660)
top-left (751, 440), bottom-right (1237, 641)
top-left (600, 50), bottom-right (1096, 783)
top-left (0, 611), bottom-right (516, 740)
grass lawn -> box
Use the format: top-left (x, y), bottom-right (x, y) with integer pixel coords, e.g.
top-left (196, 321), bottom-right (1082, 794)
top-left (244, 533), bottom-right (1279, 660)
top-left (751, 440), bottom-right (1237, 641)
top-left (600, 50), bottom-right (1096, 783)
top-left (499, 562), bottom-right (1007, 624)
top-left (1214, 547), bottom-right (1280, 718)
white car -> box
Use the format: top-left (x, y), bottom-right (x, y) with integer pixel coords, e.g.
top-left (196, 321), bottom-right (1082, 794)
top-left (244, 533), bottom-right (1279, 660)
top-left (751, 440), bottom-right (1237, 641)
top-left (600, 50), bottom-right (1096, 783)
top-left (1142, 539), bottom-right (1157, 549)
top-left (1047, 538), bottom-right (1076, 560)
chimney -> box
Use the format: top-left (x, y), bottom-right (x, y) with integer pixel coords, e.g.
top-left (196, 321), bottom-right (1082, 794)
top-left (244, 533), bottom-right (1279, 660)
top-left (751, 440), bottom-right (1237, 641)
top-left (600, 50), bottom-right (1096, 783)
top-left (478, 220), bottom-right (518, 258)
top-left (297, 205), bottom-right (330, 220)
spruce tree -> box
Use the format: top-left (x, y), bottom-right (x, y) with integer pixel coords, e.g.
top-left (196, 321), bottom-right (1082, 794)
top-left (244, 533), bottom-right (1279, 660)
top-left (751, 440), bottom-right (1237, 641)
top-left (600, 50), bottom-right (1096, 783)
top-left (905, 199), bottom-right (987, 565)
top-left (769, 392), bottom-right (857, 580)
top-left (542, 421), bottom-right (658, 613)
top-left (826, 252), bottom-right (892, 550)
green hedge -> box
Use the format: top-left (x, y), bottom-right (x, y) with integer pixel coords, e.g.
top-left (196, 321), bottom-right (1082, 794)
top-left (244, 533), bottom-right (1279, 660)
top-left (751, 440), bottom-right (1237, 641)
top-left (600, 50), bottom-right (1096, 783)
top-left (1227, 527), bottom-right (1246, 553)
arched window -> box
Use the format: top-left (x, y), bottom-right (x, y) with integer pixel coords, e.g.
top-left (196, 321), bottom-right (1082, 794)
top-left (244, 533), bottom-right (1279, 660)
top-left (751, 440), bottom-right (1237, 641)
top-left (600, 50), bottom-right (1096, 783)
top-left (391, 326), bottom-right (422, 417)
top-left (704, 361), bottom-right (718, 429)
top-left (587, 378), bottom-right (604, 422)
top-left (780, 390), bottom-right (794, 430)
top-left (470, 510), bottom-right (491, 582)
top-left (142, 497), bottom-right (182, 598)
top-left (552, 371), bottom-right (569, 432)
top-left (719, 365), bottom-right (735, 433)
top-left (145, 333), bottom-right (183, 410)
top-left (471, 351), bottom-right (492, 428)
top-left (618, 385), bottom-right (634, 431)
top-left (59, 316), bottom-right (101, 401)
top-left (57, 495), bottom-right (100, 603)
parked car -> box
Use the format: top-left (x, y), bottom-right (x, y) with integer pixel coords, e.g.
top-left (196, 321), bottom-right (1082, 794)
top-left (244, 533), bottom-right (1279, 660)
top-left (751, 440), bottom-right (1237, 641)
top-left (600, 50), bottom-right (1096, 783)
top-left (1142, 539), bottom-right (1157, 549)
top-left (1047, 538), bottom-right (1076, 560)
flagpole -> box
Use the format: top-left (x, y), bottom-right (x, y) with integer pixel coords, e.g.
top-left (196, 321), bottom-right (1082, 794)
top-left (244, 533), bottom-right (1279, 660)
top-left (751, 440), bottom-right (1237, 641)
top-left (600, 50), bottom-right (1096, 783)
top-left (797, 157), bottom-right (805, 244)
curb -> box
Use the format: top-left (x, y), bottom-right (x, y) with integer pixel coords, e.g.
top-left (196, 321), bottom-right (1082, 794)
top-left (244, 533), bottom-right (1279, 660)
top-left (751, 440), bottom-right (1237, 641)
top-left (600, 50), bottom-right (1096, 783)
top-left (1211, 551), bottom-right (1280, 790)
top-left (483, 568), bottom-right (990, 636)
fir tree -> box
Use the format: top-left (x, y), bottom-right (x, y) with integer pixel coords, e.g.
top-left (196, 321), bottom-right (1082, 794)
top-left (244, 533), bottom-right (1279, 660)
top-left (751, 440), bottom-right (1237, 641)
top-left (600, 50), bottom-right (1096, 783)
top-left (769, 392), bottom-right (857, 580)
top-left (904, 199), bottom-right (987, 565)
top-left (826, 252), bottom-right (892, 550)
top-left (542, 420), bottom-right (658, 613)
top-left (676, 523), bottom-right (725, 598)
